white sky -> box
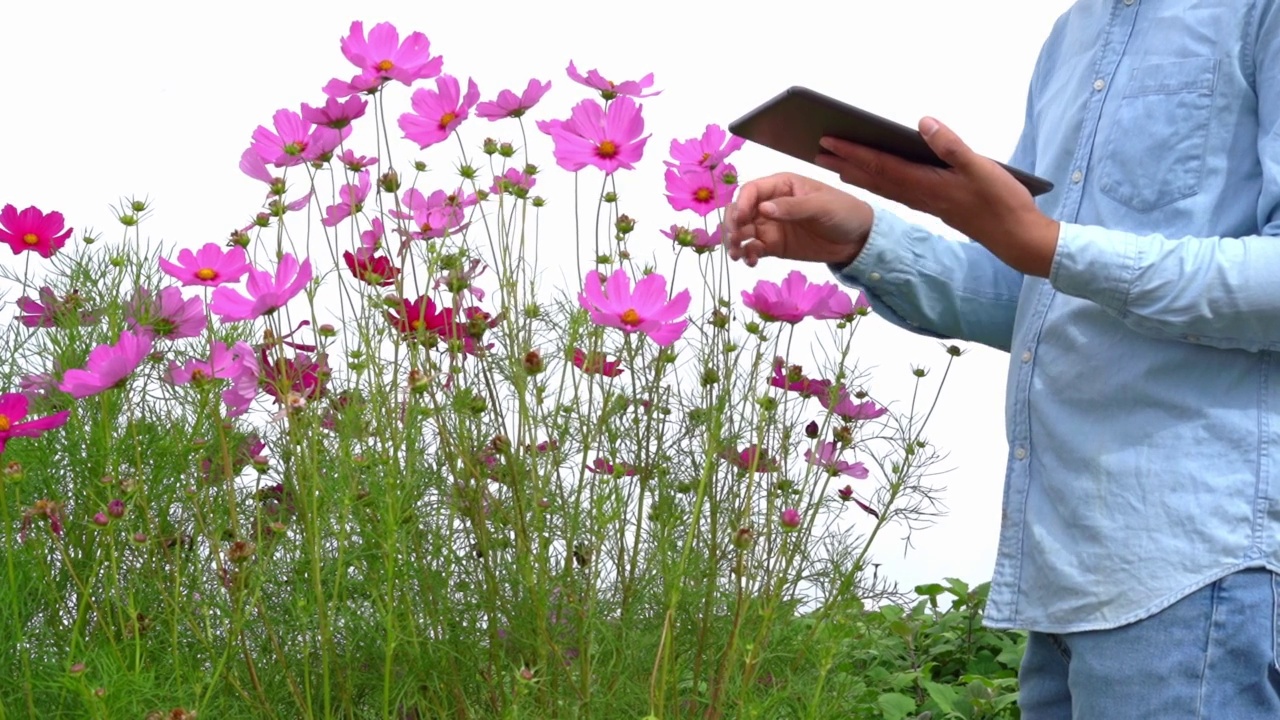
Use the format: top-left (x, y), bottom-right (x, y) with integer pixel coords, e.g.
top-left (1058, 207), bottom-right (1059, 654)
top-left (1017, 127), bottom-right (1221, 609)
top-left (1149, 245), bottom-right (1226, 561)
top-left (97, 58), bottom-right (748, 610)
top-left (0, 0), bottom-right (1077, 592)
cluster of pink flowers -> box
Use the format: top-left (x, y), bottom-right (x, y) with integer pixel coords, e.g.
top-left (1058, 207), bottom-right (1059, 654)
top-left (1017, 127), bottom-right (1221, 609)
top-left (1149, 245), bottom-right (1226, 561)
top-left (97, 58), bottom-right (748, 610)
top-left (742, 270), bottom-right (868, 324)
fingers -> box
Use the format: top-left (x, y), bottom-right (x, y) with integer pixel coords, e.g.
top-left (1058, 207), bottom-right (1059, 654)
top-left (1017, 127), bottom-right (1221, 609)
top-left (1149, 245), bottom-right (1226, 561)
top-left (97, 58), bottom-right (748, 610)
top-left (917, 117), bottom-right (979, 172)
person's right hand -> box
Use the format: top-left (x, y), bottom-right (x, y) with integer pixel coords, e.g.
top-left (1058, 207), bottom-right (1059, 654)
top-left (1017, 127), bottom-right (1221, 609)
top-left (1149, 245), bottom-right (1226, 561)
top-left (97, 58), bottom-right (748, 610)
top-left (725, 172), bottom-right (875, 268)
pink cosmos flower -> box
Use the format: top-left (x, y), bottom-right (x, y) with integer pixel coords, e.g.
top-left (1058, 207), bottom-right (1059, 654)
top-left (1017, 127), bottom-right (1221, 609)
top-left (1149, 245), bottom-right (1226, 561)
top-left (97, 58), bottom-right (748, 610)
top-left (805, 441), bottom-right (870, 479)
top-left (359, 217), bottom-right (386, 254)
top-left (159, 242), bottom-right (252, 287)
top-left (769, 358), bottom-right (828, 397)
top-left (322, 72), bottom-right (386, 100)
top-left (664, 163), bottom-right (737, 216)
top-left (578, 268), bottom-right (689, 347)
top-left (392, 188), bottom-right (471, 240)
top-left (476, 79), bottom-right (552, 120)
top-left (566, 61), bottom-right (660, 99)
top-left (669, 125), bottom-right (745, 170)
top-left (238, 148), bottom-right (279, 189)
top-left (817, 387), bottom-right (888, 422)
top-left (336, 21), bottom-right (442, 88)
top-left (338, 149), bottom-right (378, 172)
top-left (125, 286), bottom-right (205, 340)
top-left (221, 349), bottom-right (261, 418)
top-left (742, 271), bottom-right (855, 323)
top-left (490, 168), bottom-right (536, 197)
top-left (399, 75), bottom-right (481, 150)
top-left (58, 330), bottom-right (153, 398)
top-left (260, 350), bottom-right (329, 405)
top-left (434, 257), bottom-right (487, 300)
top-left (19, 369), bottom-right (60, 403)
top-left (720, 445), bottom-right (781, 473)
top-left (166, 340), bottom-right (257, 385)
top-left (661, 224), bottom-right (722, 254)
top-left (0, 205), bottom-right (73, 258)
top-left (250, 109), bottom-right (349, 167)
top-left (779, 508), bottom-right (802, 530)
top-left (16, 287), bottom-right (97, 328)
top-left (322, 170), bottom-right (371, 227)
top-left (587, 457), bottom-right (638, 476)
top-left (0, 393), bottom-right (70, 456)
top-left (343, 250), bottom-right (399, 287)
top-left (300, 95), bottom-right (367, 129)
top-left (542, 97), bottom-right (649, 174)
top-left (209, 254), bottom-right (313, 323)
top-left (572, 348), bottom-right (624, 377)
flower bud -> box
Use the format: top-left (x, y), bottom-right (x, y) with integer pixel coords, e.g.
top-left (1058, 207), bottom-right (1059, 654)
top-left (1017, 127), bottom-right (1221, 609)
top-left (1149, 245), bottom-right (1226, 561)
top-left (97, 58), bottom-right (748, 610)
top-left (228, 230), bottom-right (251, 248)
top-left (732, 527), bottom-right (753, 550)
top-left (412, 160), bottom-right (428, 172)
top-left (318, 323), bottom-right (337, 338)
top-left (615, 214), bottom-right (636, 235)
top-left (523, 349), bottom-right (544, 374)
top-left (779, 508), bottom-right (801, 530)
top-left (107, 499), bottom-right (126, 519)
top-left (837, 485), bottom-right (854, 502)
top-left (92, 512), bottom-right (110, 528)
top-left (602, 191), bottom-right (618, 203)
top-left (804, 421), bottom-right (820, 439)
top-left (378, 170), bottom-right (401, 193)
top-left (407, 368), bottom-right (430, 394)
top-left (482, 137), bottom-right (498, 155)
top-left (3, 461), bottom-right (22, 482)
top-left (498, 142), bottom-right (515, 158)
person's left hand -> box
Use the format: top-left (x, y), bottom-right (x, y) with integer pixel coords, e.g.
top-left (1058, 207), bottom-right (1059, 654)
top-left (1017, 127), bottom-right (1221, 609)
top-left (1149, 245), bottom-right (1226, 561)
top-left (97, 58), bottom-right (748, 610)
top-left (814, 117), bottom-right (1060, 278)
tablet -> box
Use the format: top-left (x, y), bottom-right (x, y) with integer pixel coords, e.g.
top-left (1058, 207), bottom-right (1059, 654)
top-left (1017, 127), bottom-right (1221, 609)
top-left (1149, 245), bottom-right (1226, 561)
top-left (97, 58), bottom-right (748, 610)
top-left (727, 86), bottom-right (1054, 197)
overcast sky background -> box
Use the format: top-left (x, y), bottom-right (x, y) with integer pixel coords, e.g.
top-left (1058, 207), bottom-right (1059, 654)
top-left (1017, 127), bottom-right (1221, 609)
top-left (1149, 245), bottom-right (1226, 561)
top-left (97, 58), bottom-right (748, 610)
top-left (0, 0), bottom-right (1077, 592)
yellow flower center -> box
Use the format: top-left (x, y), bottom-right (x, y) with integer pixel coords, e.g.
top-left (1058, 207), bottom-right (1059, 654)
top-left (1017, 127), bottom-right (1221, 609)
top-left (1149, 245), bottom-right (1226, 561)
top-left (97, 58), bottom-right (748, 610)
top-left (699, 152), bottom-right (711, 163)
top-left (694, 187), bottom-right (714, 202)
top-left (376, 59), bottom-right (394, 72)
top-left (195, 267), bottom-right (217, 281)
top-left (620, 309), bottom-right (642, 327)
top-left (597, 140), bottom-right (618, 158)
top-left (0, 415), bottom-right (9, 432)
top-left (22, 233), bottom-right (38, 246)
top-left (438, 112), bottom-right (457, 129)
top-left (411, 319), bottom-right (426, 331)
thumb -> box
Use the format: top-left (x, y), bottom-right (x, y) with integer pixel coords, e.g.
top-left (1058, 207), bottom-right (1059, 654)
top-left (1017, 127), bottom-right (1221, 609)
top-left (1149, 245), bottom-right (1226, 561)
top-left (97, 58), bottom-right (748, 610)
top-left (919, 117), bottom-right (978, 172)
top-left (760, 194), bottom-right (827, 221)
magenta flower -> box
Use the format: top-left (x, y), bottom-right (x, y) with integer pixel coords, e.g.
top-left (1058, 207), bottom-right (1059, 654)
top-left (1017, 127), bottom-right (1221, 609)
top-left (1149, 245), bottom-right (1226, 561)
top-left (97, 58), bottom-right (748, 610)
top-left (250, 109), bottom-right (349, 167)
top-left (238, 148), bottom-right (279, 189)
top-left (543, 97), bottom-right (649, 174)
top-left (322, 170), bottom-right (371, 227)
top-left (337, 21), bottom-right (442, 88)
top-left (125, 286), bottom-right (205, 341)
top-left (386, 295), bottom-right (457, 339)
top-left (769, 358), bottom-right (828, 397)
top-left (669, 124), bottom-right (745, 170)
top-left (166, 340), bottom-right (256, 385)
top-left (159, 242), bottom-right (252, 287)
top-left (433, 257), bottom-right (487, 300)
top-left (18, 369), bottom-right (60, 403)
top-left (476, 79), bottom-right (552, 120)
top-left (338, 149), bottom-right (378, 172)
top-left (343, 250), bottom-right (399, 287)
top-left (322, 72), bottom-right (385, 100)
top-left (572, 348), bottom-right (623, 377)
top-left (209, 254), bottom-right (313, 323)
top-left (587, 457), bottom-right (638, 476)
top-left (664, 163), bottom-right (737, 216)
top-left (0, 205), bottom-right (72, 258)
top-left (720, 445), bottom-right (781, 473)
top-left (780, 508), bottom-right (802, 530)
top-left (578, 268), bottom-right (689, 347)
top-left (566, 61), bottom-right (660, 99)
top-left (661, 224), bottom-right (722, 254)
top-left (58, 330), bottom-right (153, 399)
top-left (742, 271), bottom-right (856, 323)
top-left (301, 95), bottom-right (368, 129)
top-left (805, 441), bottom-right (869, 479)
top-left (221, 349), bottom-right (261, 418)
top-left (260, 350), bottom-right (329, 405)
top-left (16, 287), bottom-right (97, 328)
top-left (0, 393), bottom-right (70, 456)
top-left (399, 75), bottom-right (480, 150)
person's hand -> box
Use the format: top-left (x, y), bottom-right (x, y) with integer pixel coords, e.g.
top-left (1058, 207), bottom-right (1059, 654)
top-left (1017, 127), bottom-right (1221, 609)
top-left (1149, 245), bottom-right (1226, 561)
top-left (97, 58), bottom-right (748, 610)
top-left (725, 173), bottom-right (874, 268)
top-left (814, 117), bottom-right (1060, 277)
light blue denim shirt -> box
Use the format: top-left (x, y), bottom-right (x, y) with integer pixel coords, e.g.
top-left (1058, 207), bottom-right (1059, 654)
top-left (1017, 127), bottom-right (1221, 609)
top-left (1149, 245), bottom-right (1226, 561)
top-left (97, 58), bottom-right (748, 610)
top-left (832, 0), bottom-right (1280, 632)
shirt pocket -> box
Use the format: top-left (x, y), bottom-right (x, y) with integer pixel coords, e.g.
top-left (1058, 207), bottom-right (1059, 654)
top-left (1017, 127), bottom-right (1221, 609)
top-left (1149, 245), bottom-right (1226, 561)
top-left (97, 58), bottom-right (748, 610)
top-left (1097, 57), bottom-right (1219, 213)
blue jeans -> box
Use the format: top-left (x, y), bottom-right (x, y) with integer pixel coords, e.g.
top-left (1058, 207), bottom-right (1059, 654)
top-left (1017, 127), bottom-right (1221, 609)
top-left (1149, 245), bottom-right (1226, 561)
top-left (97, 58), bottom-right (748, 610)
top-left (1019, 569), bottom-right (1280, 719)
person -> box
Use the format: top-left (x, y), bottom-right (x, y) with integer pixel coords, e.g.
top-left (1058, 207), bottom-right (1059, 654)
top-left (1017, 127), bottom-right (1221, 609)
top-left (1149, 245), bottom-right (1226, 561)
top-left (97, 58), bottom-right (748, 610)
top-left (726, 1), bottom-right (1280, 717)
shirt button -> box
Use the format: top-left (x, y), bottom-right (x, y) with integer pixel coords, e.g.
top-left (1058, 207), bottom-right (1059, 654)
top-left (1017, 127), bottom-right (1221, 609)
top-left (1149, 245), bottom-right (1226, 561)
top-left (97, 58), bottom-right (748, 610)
top-left (1071, 170), bottom-right (1084, 183)
top-left (867, 272), bottom-right (882, 282)
top-left (1021, 350), bottom-right (1032, 363)
top-left (1123, 0), bottom-right (1135, 5)
top-left (1093, 78), bottom-right (1106, 91)
top-left (1014, 446), bottom-right (1028, 460)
